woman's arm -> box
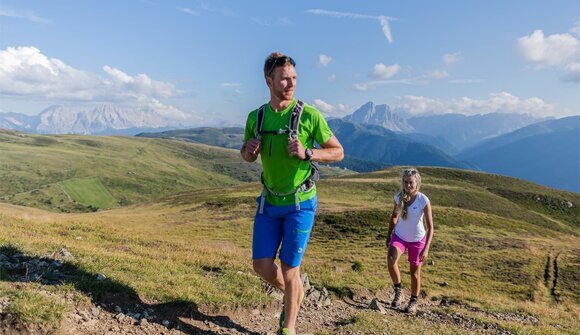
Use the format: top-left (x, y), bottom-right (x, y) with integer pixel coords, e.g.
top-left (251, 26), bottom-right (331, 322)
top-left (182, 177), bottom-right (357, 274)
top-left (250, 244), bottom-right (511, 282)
top-left (420, 201), bottom-right (434, 261)
top-left (386, 201), bottom-right (398, 248)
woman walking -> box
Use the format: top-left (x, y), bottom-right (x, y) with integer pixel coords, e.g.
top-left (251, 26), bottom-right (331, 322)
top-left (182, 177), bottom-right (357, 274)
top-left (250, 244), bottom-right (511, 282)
top-left (386, 168), bottom-right (434, 313)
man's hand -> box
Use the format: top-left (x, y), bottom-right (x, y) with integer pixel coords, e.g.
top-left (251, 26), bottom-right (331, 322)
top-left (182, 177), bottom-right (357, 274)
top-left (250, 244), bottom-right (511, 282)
top-left (241, 138), bottom-right (261, 162)
top-left (288, 138), bottom-right (306, 160)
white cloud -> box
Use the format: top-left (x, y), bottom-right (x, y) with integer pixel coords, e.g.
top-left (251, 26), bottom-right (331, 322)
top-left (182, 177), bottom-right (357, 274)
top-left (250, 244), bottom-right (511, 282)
top-left (311, 99), bottom-right (352, 118)
top-left (327, 74), bottom-right (337, 82)
top-left (392, 92), bottom-right (557, 117)
top-left (353, 83), bottom-right (369, 91)
top-left (319, 54), bottom-right (332, 67)
top-left (306, 9), bottom-right (395, 44)
top-left (442, 52), bottom-right (461, 65)
top-left (0, 7), bottom-right (50, 23)
top-left (571, 21), bottom-right (580, 37)
top-left (0, 46), bottom-right (177, 103)
top-left (517, 29), bottom-right (579, 65)
top-left (517, 25), bottom-right (580, 82)
top-left (312, 99), bottom-right (335, 114)
top-left (221, 82), bottom-right (241, 88)
top-left (372, 63), bottom-right (400, 79)
top-left (563, 62), bottom-right (580, 82)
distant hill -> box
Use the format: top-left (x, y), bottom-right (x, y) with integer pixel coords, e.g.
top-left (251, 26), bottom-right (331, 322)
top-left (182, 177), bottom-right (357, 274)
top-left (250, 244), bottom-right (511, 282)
top-left (327, 119), bottom-right (473, 169)
top-left (457, 116), bottom-right (580, 192)
top-left (138, 122), bottom-right (470, 171)
top-left (0, 129), bottom-right (261, 212)
top-left (137, 127), bottom-right (245, 149)
top-left (0, 104), bottom-right (196, 135)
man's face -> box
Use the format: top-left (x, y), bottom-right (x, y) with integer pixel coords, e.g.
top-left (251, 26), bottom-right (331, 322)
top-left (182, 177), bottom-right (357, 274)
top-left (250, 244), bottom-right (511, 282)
top-left (267, 64), bottom-right (297, 101)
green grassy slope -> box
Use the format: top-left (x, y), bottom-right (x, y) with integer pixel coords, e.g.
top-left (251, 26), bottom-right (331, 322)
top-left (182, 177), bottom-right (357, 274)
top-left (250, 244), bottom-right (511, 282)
top-left (0, 166), bottom-right (578, 333)
top-left (0, 129), bottom-right (351, 212)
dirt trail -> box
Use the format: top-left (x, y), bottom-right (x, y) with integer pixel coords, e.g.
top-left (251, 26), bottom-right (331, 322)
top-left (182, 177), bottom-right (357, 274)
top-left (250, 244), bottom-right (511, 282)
top-left (1, 287), bottom-right (530, 335)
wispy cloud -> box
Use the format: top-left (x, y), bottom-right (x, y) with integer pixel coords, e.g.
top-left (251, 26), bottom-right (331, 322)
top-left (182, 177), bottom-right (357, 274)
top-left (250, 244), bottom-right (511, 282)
top-left (319, 54), bottom-right (332, 67)
top-left (355, 66), bottom-right (447, 90)
top-left (442, 52), bottom-right (462, 65)
top-left (306, 9), bottom-right (395, 43)
top-left (179, 8), bottom-right (198, 16)
top-left (0, 7), bottom-right (50, 23)
top-left (181, 3), bottom-right (235, 17)
top-left (448, 79), bottom-right (484, 84)
top-left (251, 16), bottom-right (293, 26)
top-left (221, 82), bottom-right (242, 101)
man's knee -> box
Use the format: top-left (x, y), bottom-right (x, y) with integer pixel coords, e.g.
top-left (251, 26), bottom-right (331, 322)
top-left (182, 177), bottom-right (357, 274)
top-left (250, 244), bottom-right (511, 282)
top-left (253, 259), bottom-right (274, 275)
top-left (281, 262), bottom-right (300, 283)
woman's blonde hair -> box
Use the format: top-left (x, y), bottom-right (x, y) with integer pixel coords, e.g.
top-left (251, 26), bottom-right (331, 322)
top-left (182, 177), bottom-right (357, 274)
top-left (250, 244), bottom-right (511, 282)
top-left (396, 168), bottom-right (421, 220)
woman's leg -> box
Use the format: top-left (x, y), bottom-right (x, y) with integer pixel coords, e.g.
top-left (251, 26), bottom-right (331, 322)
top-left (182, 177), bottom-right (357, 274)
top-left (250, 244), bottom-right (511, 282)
top-left (409, 263), bottom-right (421, 296)
top-left (387, 245), bottom-right (403, 284)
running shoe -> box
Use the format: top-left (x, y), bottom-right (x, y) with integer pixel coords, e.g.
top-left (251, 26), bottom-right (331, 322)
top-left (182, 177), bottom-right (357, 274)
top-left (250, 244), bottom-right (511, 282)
top-left (277, 328), bottom-right (295, 335)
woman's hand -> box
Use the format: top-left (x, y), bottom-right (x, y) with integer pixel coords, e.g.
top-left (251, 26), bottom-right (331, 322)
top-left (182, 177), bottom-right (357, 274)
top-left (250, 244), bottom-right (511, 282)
top-left (419, 248), bottom-right (429, 262)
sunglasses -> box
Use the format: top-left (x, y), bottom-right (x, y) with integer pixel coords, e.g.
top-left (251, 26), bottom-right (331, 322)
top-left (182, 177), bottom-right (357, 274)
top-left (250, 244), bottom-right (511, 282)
top-left (403, 169), bottom-right (417, 176)
top-left (266, 56), bottom-right (296, 77)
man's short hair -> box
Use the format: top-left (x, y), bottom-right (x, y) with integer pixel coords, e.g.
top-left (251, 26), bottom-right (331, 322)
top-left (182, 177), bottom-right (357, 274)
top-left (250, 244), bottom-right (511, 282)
top-left (264, 52), bottom-right (296, 77)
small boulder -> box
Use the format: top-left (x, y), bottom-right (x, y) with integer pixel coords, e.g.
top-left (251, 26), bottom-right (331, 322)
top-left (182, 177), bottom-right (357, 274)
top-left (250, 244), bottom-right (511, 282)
top-left (369, 298), bottom-right (386, 314)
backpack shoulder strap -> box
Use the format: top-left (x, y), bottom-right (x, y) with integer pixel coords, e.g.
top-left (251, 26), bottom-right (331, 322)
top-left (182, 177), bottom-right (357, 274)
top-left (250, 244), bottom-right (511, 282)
top-left (255, 104), bottom-right (267, 138)
top-left (288, 99), bottom-right (304, 139)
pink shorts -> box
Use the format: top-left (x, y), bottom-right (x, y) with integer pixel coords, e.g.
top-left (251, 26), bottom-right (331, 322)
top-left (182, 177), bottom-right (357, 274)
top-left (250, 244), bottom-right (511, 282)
top-left (390, 234), bottom-right (426, 266)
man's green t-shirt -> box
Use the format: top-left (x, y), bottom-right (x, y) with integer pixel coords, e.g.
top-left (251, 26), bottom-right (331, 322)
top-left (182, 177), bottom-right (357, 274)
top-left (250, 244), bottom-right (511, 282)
top-left (244, 99), bottom-right (333, 206)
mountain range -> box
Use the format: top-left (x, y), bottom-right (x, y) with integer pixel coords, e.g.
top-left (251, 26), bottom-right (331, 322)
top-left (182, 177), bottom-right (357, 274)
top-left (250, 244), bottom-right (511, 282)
top-left (0, 104), bottom-right (195, 135)
top-left (457, 116), bottom-right (580, 192)
top-left (344, 101), bottom-right (544, 151)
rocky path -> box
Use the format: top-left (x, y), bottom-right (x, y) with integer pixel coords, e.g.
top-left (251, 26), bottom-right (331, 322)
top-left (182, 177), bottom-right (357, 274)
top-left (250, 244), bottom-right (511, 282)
top-left (0, 249), bottom-right (533, 335)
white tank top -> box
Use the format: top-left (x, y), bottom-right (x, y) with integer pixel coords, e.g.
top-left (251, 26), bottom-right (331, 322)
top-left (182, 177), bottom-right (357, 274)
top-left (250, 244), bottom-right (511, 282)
top-left (393, 192), bottom-right (429, 242)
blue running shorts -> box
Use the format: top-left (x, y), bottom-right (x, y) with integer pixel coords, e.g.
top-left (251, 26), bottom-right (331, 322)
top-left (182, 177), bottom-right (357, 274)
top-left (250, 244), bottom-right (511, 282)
top-left (252, 196), bottom-right (317, 267)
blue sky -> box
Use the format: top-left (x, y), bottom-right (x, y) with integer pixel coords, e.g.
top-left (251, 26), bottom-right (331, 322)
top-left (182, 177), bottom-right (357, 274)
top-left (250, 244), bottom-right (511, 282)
top-left (1, 1), bottom-right (579, 125)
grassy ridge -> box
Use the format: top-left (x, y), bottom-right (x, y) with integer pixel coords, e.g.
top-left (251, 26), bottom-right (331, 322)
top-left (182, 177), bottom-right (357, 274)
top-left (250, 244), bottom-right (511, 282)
top-left (0, 166), bottom-right (578, 333)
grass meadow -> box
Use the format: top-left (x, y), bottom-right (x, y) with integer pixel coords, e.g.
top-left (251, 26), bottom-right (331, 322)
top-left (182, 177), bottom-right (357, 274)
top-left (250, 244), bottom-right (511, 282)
top-left (0, 166), bottom-right (578, 334)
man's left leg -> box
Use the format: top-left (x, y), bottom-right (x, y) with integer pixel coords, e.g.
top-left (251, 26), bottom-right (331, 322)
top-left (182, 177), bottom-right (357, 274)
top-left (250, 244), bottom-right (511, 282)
top-left (278, 199), bottom-right (316, 333)
top-left (281, 262), bottom-right (302, 332)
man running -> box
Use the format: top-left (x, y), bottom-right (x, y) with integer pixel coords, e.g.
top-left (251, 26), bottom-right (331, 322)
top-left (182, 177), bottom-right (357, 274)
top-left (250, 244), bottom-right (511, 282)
top-left (241, 52), bottom-right (344, 335)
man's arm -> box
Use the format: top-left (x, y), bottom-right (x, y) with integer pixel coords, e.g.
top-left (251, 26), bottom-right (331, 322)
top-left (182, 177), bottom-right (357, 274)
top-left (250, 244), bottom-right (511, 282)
top-left (288, 135), bottom-right (344, 163)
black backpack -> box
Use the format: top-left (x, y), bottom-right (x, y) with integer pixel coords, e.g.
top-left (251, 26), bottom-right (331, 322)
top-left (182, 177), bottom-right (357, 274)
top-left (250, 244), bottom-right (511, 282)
top-left (255, 100), bottom-right (320, 212)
